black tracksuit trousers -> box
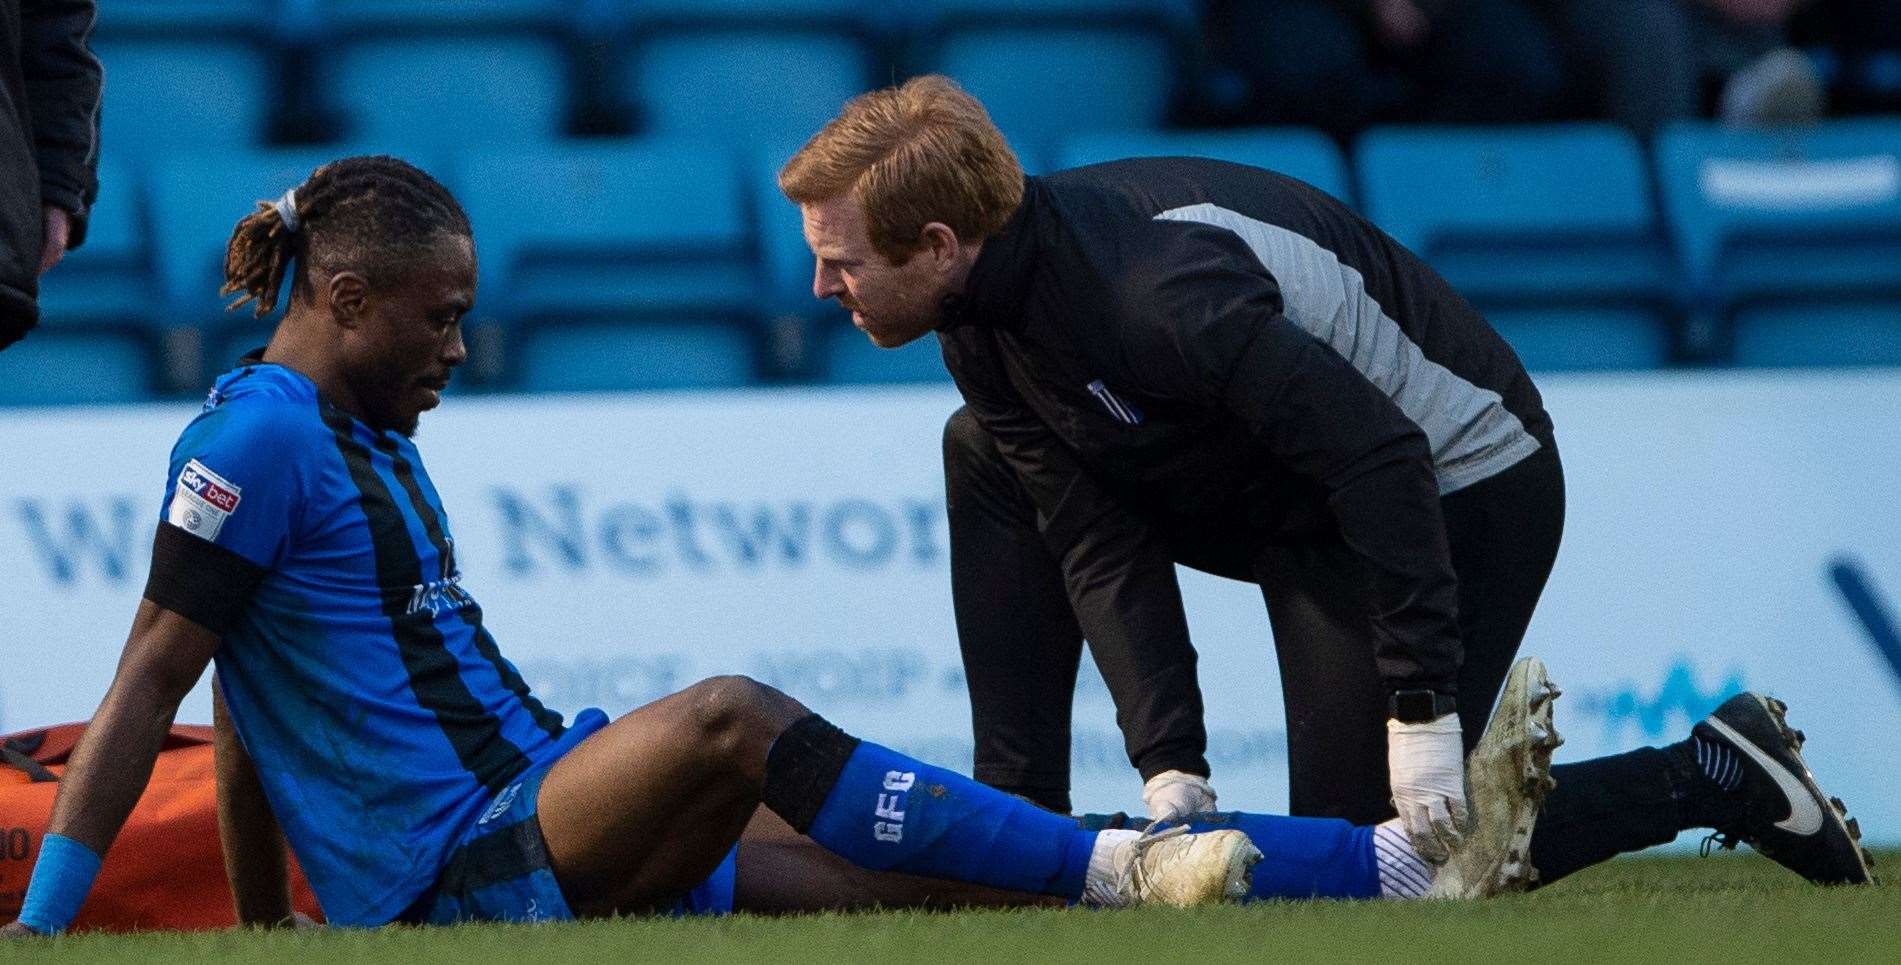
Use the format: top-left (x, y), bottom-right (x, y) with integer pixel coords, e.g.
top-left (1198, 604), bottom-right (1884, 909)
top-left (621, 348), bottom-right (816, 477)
top-left (944, 407), bottom-right (1700, 886)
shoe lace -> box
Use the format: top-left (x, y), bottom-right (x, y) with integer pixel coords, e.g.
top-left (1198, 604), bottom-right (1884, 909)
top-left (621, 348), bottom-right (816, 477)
top-left (1699, 831), bottom-right (1743, 857)
top-left (1117, 822), bottom-right (1190, 900)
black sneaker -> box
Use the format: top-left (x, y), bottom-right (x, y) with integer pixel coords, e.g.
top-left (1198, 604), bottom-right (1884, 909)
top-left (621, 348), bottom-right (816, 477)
top-left (1694, 693), bottom-right (1875, 885)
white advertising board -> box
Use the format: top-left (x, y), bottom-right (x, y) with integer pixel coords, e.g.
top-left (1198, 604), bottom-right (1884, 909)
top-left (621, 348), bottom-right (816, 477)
top-left (2, 370), bottom-right (1897, 841)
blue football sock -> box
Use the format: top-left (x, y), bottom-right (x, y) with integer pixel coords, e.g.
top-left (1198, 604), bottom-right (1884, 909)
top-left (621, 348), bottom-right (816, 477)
top-left (807, 741), bottom-right (1096, 897)
top-left (765, 717), bottom-right (1094, 899)
top-left (1155, 812), bottom-right (1380, 900)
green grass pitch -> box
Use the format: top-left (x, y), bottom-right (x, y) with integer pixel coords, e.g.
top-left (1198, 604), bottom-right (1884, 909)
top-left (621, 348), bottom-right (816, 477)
top-left (6, 851), bottom-right (1894, 964)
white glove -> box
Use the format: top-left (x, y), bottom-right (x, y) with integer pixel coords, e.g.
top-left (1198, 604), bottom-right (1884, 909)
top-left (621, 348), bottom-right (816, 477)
top-left (1142, 769), bottom-right (1218, 823)
top-left (1387, 715), bottom-right (1468, 864)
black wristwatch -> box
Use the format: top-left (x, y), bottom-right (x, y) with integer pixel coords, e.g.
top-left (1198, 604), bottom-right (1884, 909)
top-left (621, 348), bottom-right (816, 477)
top-left (1388, 689), bottom-right (1457, 723)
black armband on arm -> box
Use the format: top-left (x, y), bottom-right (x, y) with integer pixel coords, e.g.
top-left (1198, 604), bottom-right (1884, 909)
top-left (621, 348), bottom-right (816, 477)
top-left (142, 523), bottom-right (268, 636)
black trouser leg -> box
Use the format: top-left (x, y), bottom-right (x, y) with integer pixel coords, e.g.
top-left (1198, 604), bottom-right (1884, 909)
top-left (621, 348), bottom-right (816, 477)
top-left (1440, 443), bottom-right (1567, 746)
top-left (1452, 445), bottom-right (1709, 883)
top-left (1255, 539), bottom-right (1395, 823)
top-left (944, 408), bottom-right (1085, 812)
top-left (1443, 444), bottom-right (1705, 885)
top-left (1255, 442), bottom-right (1568, 824)
top-left (1531, 746), bottom-right (1703, 887)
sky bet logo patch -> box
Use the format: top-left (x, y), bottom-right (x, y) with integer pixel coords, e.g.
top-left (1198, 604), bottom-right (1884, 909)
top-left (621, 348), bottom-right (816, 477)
top-left (167, 459), bottom-right (242, 542)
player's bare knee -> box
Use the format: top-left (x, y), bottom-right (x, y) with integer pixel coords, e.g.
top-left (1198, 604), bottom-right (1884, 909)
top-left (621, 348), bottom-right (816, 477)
top-left (680, 675), bottom-right (805, 762)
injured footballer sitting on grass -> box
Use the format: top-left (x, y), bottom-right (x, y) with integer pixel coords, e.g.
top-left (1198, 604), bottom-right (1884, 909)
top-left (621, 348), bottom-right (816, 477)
top-left (2, 156), bottom-right (1873, 938)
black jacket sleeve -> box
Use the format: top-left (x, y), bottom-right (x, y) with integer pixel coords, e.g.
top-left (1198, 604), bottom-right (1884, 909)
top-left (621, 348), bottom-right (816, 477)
top-left (19, 0), bottom-right (100, 247)
top-left (1132, 222), bottom-right (1464, 696)
top-left (940, 326), bottom-right (1212, 781)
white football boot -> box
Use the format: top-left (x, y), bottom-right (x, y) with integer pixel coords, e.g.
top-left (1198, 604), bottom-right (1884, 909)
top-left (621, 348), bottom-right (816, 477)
top-left (1426, 656), bottom-right (1563, 899)
top-left (1107, 825), bottom-right (1261, 907)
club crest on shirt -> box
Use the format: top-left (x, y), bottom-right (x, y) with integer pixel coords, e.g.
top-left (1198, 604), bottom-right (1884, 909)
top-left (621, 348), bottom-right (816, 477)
top-left (168, 459), bottom-right (242, 541)
top-left (1086, 379), bottom-right (1145, 426)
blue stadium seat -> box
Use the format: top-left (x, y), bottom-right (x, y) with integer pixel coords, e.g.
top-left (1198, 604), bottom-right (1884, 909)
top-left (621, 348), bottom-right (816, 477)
top-left (206, 320), bottom-right (284, 377)
top-left (454, 142), bottom-right (761, 389)
top-left (107, 1), bottom-right (273, 31)
top-left (618, 0), bottom-right (886, 32)
top-left (627, 0), bottom-right (874, 14)
top-left (1056, 128), bottom-right (1352, 204)
top-left (910, 2), bottom-right (1189, 164)
top-left (821, 324), bottom-right (952, 384)
top-left (2, 156), bottom-right (158, 402)
top-left (922, 0), bottom-right (1195, 19)
top-left (1732, 302), bottom-right (1901, 367)
top-left (927, 29), bottom-right (1176, 165)
top-left (149, 149), bottom-right (378, 323)
top-left (89, 39), bottom-right (272, 150)
top-left (149, 148), bottom-right (416, 383)
top-left (1357, 124), bottom-right (1673, 369)
top-left (1655, 119), bottom-right (1901, 357)
top-left (0, 332), bottom-right (156, 405)
top-left (620, 32), bottom-right (871, 145)
top-left (35, 159), bottom-right (152, 332)
top-left (755, 144), bottom-right (816, 317)
top-left (320, 34), bottom-right (568, 152)
top-left (456, 141), bottom-right (756, 317)
top-left (312, 0), bottom-right (566, 27)
top-left (1485, 308), bottom-right (1675, 372)
top-left (515, 320), bottom-right (757, 392)
top-left (1357, 124), bottom-right (1667, 300)
top-left (611, 1), bottom-right (883, 146)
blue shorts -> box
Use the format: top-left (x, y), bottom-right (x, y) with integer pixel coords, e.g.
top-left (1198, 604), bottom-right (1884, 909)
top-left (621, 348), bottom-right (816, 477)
top-left (404, 708), bottom-right (739, 924)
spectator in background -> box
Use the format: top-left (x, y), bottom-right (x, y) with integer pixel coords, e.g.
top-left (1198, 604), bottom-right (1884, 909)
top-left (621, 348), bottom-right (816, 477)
top-left (1558, 0), bottom-right (1826, 135)
top-left (1804, 0), bottom-right (1901, 114)
top-left (2, 0), bottom-right (101, 352)
top-left (1203, 0), bottom-right (1566, 139)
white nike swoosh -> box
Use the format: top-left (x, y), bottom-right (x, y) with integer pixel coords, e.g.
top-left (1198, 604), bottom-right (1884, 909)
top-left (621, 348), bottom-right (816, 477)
top-left (1704, 716), bottom-right (1825, 836)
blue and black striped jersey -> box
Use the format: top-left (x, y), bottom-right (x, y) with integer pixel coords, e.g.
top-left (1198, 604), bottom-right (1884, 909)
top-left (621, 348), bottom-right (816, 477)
top-left (158, 361), bottom-right (569, 926)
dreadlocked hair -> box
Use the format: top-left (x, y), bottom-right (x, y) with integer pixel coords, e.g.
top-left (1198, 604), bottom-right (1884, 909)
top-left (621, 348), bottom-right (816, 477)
top-left (220, 155), bottom-right (473, 318)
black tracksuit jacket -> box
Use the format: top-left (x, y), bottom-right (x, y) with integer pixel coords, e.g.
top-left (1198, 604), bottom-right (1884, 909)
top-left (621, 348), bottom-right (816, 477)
top-left (1, 0), bottom-right (100, 349)
top-left (939, 157), bottom-right (1554, 705)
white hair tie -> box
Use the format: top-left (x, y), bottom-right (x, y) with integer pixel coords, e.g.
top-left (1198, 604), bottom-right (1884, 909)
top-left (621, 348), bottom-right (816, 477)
top-left (271, 187), bottom-right (301, 234)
